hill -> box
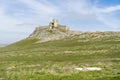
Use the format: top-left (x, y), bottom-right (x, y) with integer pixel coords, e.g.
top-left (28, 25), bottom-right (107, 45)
top-left (0, 44), bottom-right (7, 47)
top-left (0, 21), bottom-right (120, 80)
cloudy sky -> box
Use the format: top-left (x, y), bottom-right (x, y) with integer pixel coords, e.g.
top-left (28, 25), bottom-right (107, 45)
top-left (0, 0), bottom-right (120, 44)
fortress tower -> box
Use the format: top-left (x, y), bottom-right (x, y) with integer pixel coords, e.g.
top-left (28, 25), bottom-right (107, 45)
top-left (49, 19), bottom-right (69, 31)
top-left (53, 19), bottom-right (58, 28)
top-left (49, 19), bottom-right (58, 29)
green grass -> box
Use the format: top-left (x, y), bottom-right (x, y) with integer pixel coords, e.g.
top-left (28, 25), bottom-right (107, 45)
top-left (0, 34), bottom-right (120, 80)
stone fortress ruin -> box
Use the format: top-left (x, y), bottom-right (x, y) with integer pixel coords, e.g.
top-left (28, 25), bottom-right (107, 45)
top-left (49, 19), bottom-right (69, 31)
top-left (29, 19), bottom-right (71, 42)
top-left (29, 19), bottom-right (70, 38)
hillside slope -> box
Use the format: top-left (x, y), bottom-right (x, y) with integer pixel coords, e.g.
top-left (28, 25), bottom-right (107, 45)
top-left (0, 30), bottom-right (120, 80)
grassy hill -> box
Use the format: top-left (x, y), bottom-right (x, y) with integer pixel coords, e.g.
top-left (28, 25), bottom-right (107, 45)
top-left (0, 31), bottom-right (120, 80)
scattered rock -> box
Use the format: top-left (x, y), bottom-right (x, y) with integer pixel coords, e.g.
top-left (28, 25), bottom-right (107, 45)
top-left (75, 67), bottom-right (102, 71)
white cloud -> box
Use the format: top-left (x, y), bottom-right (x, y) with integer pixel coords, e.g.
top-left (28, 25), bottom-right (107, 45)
top-left (98, 5), bottom-right (120, 13)
top-left (95, 5), bottom-right (120, 29)
top-left (63, 0), bottom-right (120, 29)
top-left (0, 7), bottom-right (20, 30)
top-left (62, 0), bottom-right (96, 19)
top-left (19, 0), bottom-right (60, 16)
top-left (0, 5), bottom-right (37, 33)
top-left (96, 13), bottom-right (120, 29)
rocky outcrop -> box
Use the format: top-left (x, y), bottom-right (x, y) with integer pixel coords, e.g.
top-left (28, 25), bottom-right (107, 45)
top-left (29, 26), bottom-right (81, 42)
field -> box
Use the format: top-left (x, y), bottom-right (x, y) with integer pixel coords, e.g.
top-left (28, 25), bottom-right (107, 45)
top-left (0, 32), bottom-right (120, 80)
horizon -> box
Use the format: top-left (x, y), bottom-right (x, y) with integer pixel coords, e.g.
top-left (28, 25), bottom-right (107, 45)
top-left (0, 0), bottom-right (120, 44)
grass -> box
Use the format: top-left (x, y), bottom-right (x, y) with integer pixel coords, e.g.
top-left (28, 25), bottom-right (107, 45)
top-left (0, 32), bottom-right (120, 80)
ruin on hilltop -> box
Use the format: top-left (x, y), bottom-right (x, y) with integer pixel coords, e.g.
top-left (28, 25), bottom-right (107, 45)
top-left (33, 19), bottom-right (70, 32)
top-left (29, 19), bottom-right (73, 42)
top-left (49, 19), bottom-right (69, 31)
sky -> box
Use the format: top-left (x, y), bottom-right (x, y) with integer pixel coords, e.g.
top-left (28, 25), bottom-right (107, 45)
top-left (0, 0), bottom-right (120, 44)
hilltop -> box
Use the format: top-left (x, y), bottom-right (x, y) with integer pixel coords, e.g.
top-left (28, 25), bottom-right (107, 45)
top-left (28, 19), bottom-right (80, 42)
top-left (29, 26), bottom-right (120, 43)
top-left (28, 19), bottom-right (120, 43)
